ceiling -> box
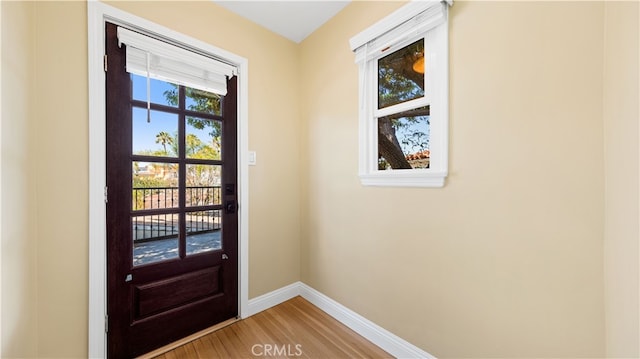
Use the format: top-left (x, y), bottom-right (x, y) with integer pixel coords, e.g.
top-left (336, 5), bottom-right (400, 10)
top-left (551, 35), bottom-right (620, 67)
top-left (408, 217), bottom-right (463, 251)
top-left (213, 1), bottom-right (351, 43)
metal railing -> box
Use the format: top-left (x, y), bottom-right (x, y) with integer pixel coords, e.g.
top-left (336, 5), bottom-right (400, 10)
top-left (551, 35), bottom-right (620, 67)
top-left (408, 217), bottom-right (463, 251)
top-left (132, 186), bottom-right (222, 243)
top-left (132, 186), bottom-right (222, 211)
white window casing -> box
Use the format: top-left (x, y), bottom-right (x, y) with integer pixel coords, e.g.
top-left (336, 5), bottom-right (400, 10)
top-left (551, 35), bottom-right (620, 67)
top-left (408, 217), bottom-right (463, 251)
top-left (350, 0), bottom-right (452, 187)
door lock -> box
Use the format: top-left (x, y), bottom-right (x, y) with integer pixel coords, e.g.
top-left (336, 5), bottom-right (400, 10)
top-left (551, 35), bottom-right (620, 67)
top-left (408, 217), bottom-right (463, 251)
top-left (222, 254), bottom-right (229, 260)
top-left (225, 200), bottom-right (236, 214)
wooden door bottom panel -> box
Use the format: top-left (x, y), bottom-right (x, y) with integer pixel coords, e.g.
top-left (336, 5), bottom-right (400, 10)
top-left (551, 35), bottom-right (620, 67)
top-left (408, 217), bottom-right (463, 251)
top-left (130, 296), bottom-right (236, 357)
top-left (135, 266), bottom-right (222, 318)
top-left (136, 318), bottom-right (239, 359)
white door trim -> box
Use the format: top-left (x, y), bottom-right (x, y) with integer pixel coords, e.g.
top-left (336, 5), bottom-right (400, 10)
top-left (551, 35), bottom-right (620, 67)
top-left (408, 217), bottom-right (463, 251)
top-left (87, 2), bottom-right (250, 357)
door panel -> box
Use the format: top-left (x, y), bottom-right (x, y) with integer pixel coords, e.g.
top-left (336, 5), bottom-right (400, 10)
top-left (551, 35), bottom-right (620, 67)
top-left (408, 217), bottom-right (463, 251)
top-left (134, 266), bottom-right (221, 318)
top-left (105, 22), bottom-right (238, 358)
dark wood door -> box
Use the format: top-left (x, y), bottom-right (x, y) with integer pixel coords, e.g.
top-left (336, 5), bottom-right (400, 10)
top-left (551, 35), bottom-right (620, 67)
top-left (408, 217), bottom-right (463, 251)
top-left (105, 22), bottom-right (238, 358)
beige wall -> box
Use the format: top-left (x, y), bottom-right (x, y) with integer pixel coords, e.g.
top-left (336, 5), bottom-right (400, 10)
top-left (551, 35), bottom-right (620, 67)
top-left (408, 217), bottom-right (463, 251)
top-left (33, 2), bottom-right (89, 357)
top-left (0, 1), bottom-right (2, 353)
top-left (300, 1), bottom-right (607, 357)
top-left (1, 0), bottom-right (638, 358)
top-left (1, 1), bottom-right (39, 357)
top-left (1, 2), bottom-right (90, 357)
top-left (603, 2), bottom-right (640, 357)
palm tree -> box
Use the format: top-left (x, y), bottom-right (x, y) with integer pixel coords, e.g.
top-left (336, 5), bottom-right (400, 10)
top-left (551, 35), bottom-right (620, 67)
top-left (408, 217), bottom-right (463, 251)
top-left (155, 131), bottom-right (173, 156)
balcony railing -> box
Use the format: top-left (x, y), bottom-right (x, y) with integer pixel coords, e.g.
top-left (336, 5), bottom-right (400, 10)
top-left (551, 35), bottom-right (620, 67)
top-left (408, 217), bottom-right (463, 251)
top-left (132, 186), bottom-right (222, 210)
top-left (132, 186), bottom-right (222, 243)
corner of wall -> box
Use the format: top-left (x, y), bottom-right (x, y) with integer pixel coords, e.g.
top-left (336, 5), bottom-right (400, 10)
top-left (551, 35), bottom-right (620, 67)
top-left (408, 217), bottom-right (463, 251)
top-left (602, 1), bottom-right (640, 357)
top-left (0, 2), bottom-right (4, 353)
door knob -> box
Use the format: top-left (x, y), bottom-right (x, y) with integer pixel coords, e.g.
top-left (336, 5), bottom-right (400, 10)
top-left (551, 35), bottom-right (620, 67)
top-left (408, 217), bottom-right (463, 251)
top-left (225, 200), bottom-right (236, 214)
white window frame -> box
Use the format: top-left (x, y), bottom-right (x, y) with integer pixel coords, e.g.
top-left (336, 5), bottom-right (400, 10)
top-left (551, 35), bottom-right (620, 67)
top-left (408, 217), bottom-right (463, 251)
top-left (350, 0), bottom-right (452, 187)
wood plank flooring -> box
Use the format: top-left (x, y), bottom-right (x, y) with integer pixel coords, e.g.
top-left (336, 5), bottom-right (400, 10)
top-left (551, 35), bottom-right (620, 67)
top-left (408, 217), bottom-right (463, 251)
top-left (152, 296), bottom-right (392, 358)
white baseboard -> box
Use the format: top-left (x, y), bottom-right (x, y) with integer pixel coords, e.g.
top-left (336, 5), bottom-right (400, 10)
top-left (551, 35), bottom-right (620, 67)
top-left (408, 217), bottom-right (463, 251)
top-left (246, 282), bottom-right (301, 317)
top-left (246, 281), bottom-right (435, 359)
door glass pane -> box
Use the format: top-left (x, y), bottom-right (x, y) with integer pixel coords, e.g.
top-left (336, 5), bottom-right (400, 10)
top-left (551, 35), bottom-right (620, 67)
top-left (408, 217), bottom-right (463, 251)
top-left (378, 38), bottom-right (425, 109)
top-left (186, 210), bottom-right (222, 256)
top-left (186, 117), bottom-right (222, 160)
top-left (132, 161), bottom-right (179, 210)
top-left (185, 87), bottom-right (222, 116)
top-left (132, 108), bottom-right (178, 157)
top-left (186, 164), bottom-right (221, 206)
top-left (378, 106), bottom-right (430, 170)
top-left (133, 213), bottom-right (179, 266)
top-left (131, 74), bottom-right (179, 108)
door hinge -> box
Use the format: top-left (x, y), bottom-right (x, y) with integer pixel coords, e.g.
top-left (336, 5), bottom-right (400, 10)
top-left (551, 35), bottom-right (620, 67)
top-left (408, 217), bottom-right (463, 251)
top-left (103, 54), bottom-right (108, 72)
top-left (105, 314), bottom-right (108, 333)
top-left (104, 186), bottom-right (108, 203)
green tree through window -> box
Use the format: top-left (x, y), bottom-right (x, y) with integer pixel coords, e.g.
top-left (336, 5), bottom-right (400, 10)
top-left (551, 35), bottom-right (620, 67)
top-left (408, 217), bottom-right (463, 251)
top-left (377, 39), bottom-right (430, 170)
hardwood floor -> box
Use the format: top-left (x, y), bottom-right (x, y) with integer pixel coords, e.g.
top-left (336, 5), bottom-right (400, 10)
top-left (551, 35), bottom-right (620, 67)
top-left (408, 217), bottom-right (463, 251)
top-left (151, 296), bottom-right (392, 358)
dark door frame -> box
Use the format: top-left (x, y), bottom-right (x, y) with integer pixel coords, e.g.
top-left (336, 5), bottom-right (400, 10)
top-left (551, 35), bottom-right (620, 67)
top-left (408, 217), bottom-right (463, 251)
top-left (87, 3), bottom-right (250, 357)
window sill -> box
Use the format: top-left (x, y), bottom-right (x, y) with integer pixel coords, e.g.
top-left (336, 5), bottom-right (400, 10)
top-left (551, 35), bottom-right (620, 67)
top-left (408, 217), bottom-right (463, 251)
top-left (359, 170), bottom-right (447, 188)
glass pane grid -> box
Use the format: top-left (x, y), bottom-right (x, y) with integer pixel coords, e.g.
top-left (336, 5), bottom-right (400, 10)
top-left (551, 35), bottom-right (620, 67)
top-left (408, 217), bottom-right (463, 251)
top-left (185, 87), bottom-right (222, 116)
top-left (186, 117), bottom-right (222, 160)
top-left (186, 186), bottom-right (221, 207)
top-left (132, 108), bottom-right (179, 158)
top-left (133, 213), bottom-right (179, 266)
top-left (131, 74), bottom-right (179, 108)
top-left (186, 164), bottom-right (222, 207)
top-left (130, 76), bottom-right (227, 266)
top-left (378, 39), bottom-right (425, 109)
top-left (132, 161), bottom-right (179, 211)
top-left (378, 106), bottom-right (430, 171)
top-left (187, 210), bottom-right (222, 256)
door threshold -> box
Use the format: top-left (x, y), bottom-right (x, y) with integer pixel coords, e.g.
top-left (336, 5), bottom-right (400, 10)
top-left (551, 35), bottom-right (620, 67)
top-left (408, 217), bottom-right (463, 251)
top-left (136, 317), bottom-right (240, 359)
